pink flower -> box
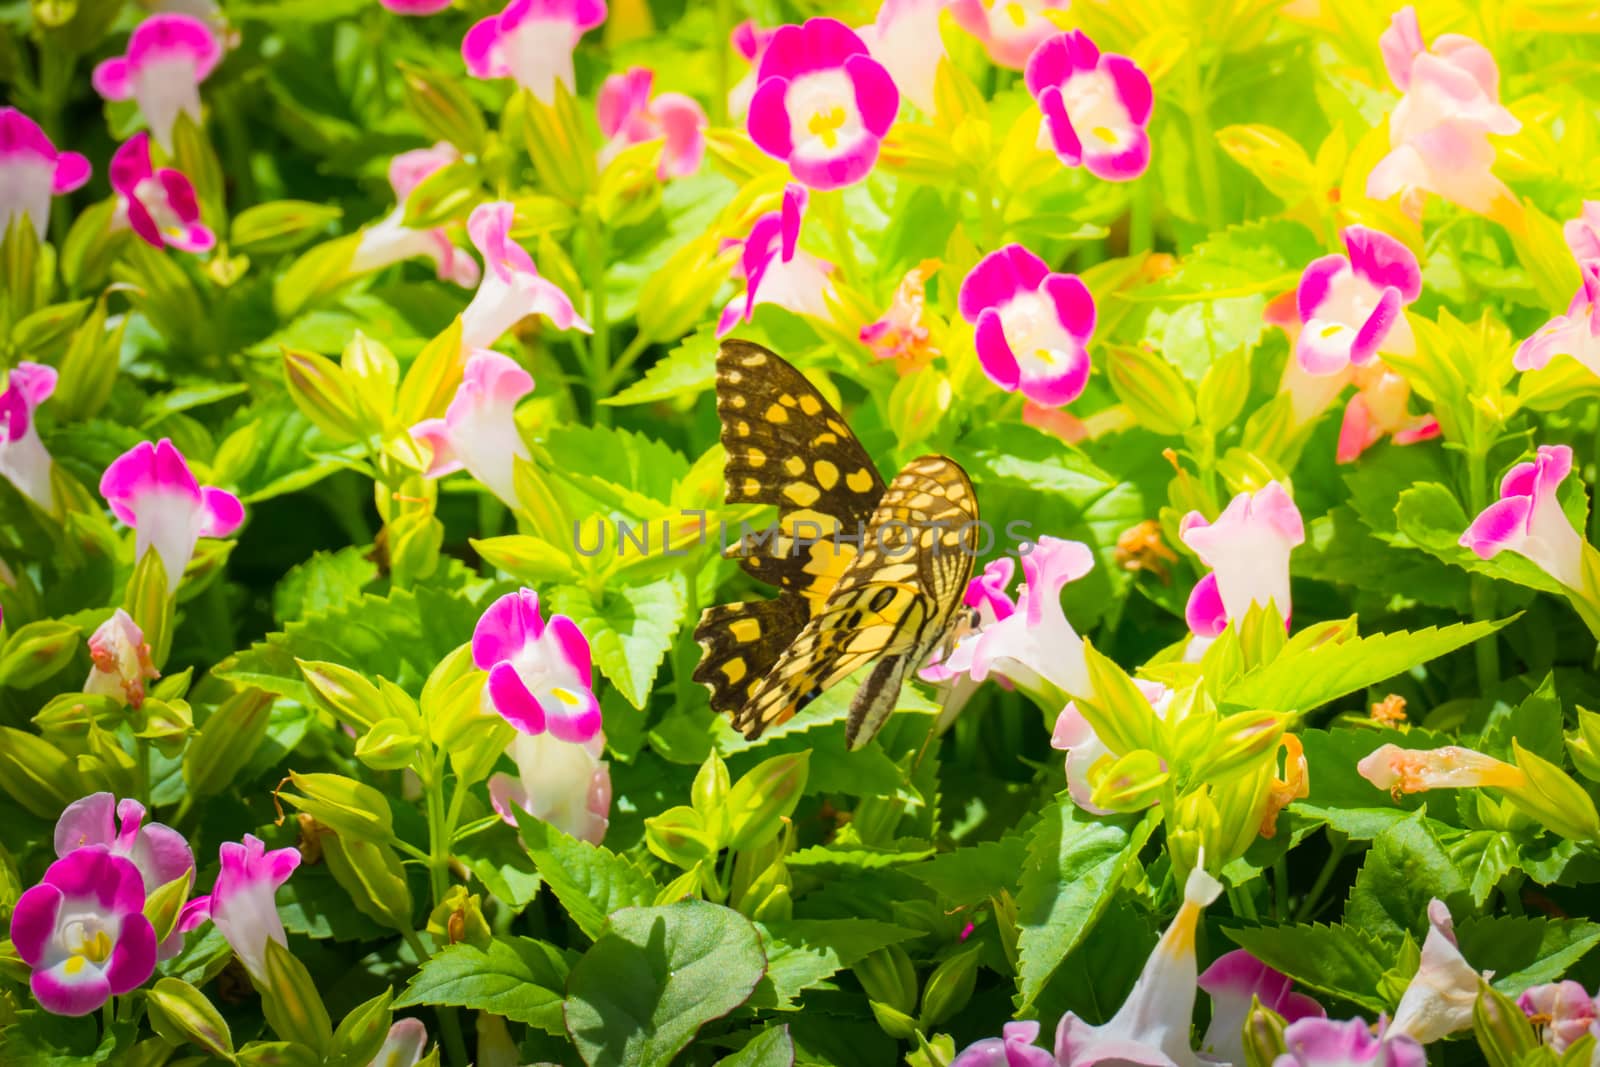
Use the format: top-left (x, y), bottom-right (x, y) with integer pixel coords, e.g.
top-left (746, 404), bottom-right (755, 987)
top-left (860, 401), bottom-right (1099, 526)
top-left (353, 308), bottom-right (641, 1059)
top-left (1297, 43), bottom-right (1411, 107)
top-left (860, 259), bottom-right (940, 368)
top-left (1389, 899), bottom-right (1485, 1044)
top-left (858, 0), bottom-right (947, 116)
top-left (1564, 201), bottom-right (1600, 266)
top-left (369, 1019), bottom-right (431, 1066)
top-left (92, 14), bottom-right (222, 152)
top-left (99, 438), bottom-right (246, 596)
top-left (1180, 482), bottom-right (1304, 638)
top-left (472, 588), bottom-right (601, 742)
top-left (1197, 950), bottom-right (1325, 1065)
top-left (0, 361), bottom-right (59, 514)
top-left (1514, 263), bottom-right (1600, 380)
top-left (54, 793), bottom-right (193, 959)
top-left (381, 0), bottom-right (453, 13)
top-left (463, 0), bottom-right (607, 104)
top-left (1357, 743), bottom-right (1525, 796)
top-left (412, 350), bottom-right (533, 509)
top-left (716, 184), bottom-right (837, 336)
top-left (1277, 1018), bottom-right (1425, 1067)
top-left (597, 67), bottom-right (708, 179)
top-left (950, 0), bottom-right (1068, 70)
top-left (747, 17), bottom-right (899, 191)
top-left (1294, 226), bottom-right (1421, 376)
top-left (109, 133), bottom-right (215, 253)
top-left (1367, 6), bottom-right (1519, 220)
top-left (489, 729), bottom-right (611, 844)
top-left (182, 835), bottom-right (301, 979)
top-left (1459, 444), bottom-right (1586, 590)
top-left (0, 108), bottom-right (90, 241)
top-left (84, 610), bottom-right (160, 709)
top-left (1336, 363), bottom-right (1440, 464)
top-left (1025, 31), bottom-right (1153, 182)
top-left (951, 1020), bottom-right (1056, 1067)
top-left (9, 849), bottom-right (157, 1016)
top-left (959, 244), bottom-right (1096, 407)
top-left (728, 20), bottom-right (776, 120)
top-left (461, 202), bottom-right (590, 349)
top-left (1051, 680), bottom-right (1169, 815)
top-left (350, 145), bottom-right (481, 288)
top-left (1517, 982), bottom-right (1598, 1052)
top-left (948, 538), bottom-right (1095, 698)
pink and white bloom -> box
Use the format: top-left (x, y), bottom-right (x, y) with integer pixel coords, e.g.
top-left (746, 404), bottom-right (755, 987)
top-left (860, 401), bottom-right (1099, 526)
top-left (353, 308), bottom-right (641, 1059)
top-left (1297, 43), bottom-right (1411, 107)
top-left (83, 610), bottom-right (160, 709)
top-left (1051, 679), bottom-right (1170, 816)
top-left (99, 438), bottom-right (246, 596)
top-left (1389, 899), bottom-right (1485, 1045)
top-left (462, 0), bottom-right (607, 104)
top-left (1277, 1018), bottom-right (1425, 1067)
top-left (412, 350), bottom-right (533, 509)
top-left (473, 588), bottom-right (601, 742)
top-left (369, 1019), bottom-right (431, 1066)
top-left (54, 792), bottom-right (193, 959)
top-left (109, 133), bottom-right (214, 253)
top-left (350, 145), bottom-right (481, 288)
top-left (950, 0), bottom-right (1068, 70)
top-left (861, 260), bottom-right (940, 369)
top-left (1459, 444), bottom-right (1587, 591)
top-left (381, 0), bottom-right (453, 13)
top-left (0, 361), bottom-right (59, 514)
top-left (1337, 363), bottom-right (1440, 464)
top-left (489, 729), bottom-right (611, 844)
top-left (747, 17), bottom-right (899, 191)
top-left (959, 244), bottom-right (1096, 407)
top-left (10, 849), bottom-right (157, 1016)
top-left (1357, 743), bottom-right (1525, 796)
top-left (1564, 202), bottom-right (1600, 266)
top-left (597, 68), bottom-right (708, 179)
top-left (717, 184), bottom-right (837, 336)
top-left (92, 14), bottom-right (222, 152)
top-left (951, 1020), bottom-right (1056, 1067)
top-left (1025, 31), bottom-right (1153, 182)
top-left (461, 201), bottom-right (590, 349)
top-left (0, 108), bottom-right (90, 241)
top-left (1517, 982), bottom-right (1598, 1052)
top-left (728, 20), bottom-right (776, 120)
top-left (1180, 482), bottom-right (1305, 638)
top-left (1197, 950), bottom-right (1325, 1065)
top-left (858, 0), bottom-right (947, 116)
top-left (1367, 6), bottom-right (1520, 221)
top-left (183, 835), bottom-right (301, 979)
top-left (951, 538), bottom-right (1095, 698)
top-left (1514, 263), bottom-right (1600, 380)
top-left (1054, 863), bottom-right (1223, 1065)
top-left (1294, 226), bottom-right (1421, 376)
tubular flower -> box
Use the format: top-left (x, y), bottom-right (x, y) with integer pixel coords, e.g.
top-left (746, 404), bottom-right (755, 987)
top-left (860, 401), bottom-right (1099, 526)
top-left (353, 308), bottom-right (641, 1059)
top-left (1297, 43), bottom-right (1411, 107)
top-left (9, 849), bottom-right (158, 1016)
top-left (183, 835), bottom-right (302, 980)
top-left (1459, 444), bottom-right (1586, 591)
top-left (597, 67), bottom-right (708, 179)
top-left (1514, 263), bottom-right (1600, 380)
top-left (1389, 899), bottom-right (1485, 1045)
top-left (350, 145), bottom-right (481, 288)
top-left (109, 132), bottom-right (215, 253)
top-left (1517, 982), bottom-right (1598, 1052)
top-left (921, 556), bottom-right (1017, 684)
top-left (1277, 1017), bottom-right (1426, 1067)
top-left (463, 0), bottom-right (607, 104)
top-left (100, 438), bottom-right (245, 596)
top-left (1294, 225), bottom-right (1421, 376)
top-left (1367, 6), bottom-right (1519, 221)
top-left (460, 201), bottom-right (590, 349)
top-left (951, 1020), bottom-right (1056, 1067)
top-left (84, 610), bottom-right (160, 709)
top-left (0, 361), bottom-right (60, 514)
top-left (1268, 290), bottom-right (1350, 427)
top-left (1198, 950), bottom-right (1325, 1065)
top-left (858, 0), bottom-right (947, 116)
top-left (1258, 733), bottom-right (1310, 838)
top-left (1180, 482), bottom-right (1305, 638)
top-left (860, 259), bottom-right (940, 369)
top-left (0, 108), bottom-right (90, 241)
top-left (489, 729), bottom-right (612, 844)
top-left (369, 1019), bottom-right (431, 1066)
top-left (717, 184), bottom-right (837, 336)
top-left (950, 0), bottom-right (1069, 70)
top-left (1357, 743), bottom-right (1524, 798)
top-left (1025, 31), bottom-right (1153, 182)
top-left (747, 17), bottom-right (899, 191)
top-left (412, 350), bottom-right (533, 510)
top-left (963, 537), bottom-right (1095, 697)
top-left (473, 588), bottom-right (601, 743)
top-left (728, 20), bottom-right (776, 120)
top-left (92, 14), bottom-right (223, 152)
top-left (1052, 680), bottom-right (1170, 816)
top-left (54, 793), bottom-right (193, 958)
top-left (959, 244), bottom-right (1096, 407)
top-left (1336, 363), bottom-right (1440, 465)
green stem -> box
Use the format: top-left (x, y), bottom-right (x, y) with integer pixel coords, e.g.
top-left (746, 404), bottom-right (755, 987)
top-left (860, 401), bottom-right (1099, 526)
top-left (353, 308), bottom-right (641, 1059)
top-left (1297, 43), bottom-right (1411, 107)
top-left (712, 0), bottom-right (734, 128)
top-left (585, 220), bottom-right (613, 426)
top-left (602, 333), bottom-right (654, 392)
top-left (102, 996), bottom-right (114, 1038)
top-left (1294, 836), bottom-right (1349, 923)
top-left (1128, 178), bottom-right (1154, 257)
top-left (425, 766), bottom-right (452, 908)
top-left (1272, 856), bottom-right (1290, 923)
top-left (1467, 446), bottom-right (1501, 693)
top-left (1184, 59), bottom-right (1225, 230)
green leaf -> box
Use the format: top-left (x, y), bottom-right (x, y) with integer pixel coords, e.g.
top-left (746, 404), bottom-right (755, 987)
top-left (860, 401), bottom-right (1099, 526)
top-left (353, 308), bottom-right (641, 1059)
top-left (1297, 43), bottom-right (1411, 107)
top-left (603, 336), bottom-right (718, 406)
top-left (1396, 484), bottom-right (1569, 596)
top-left (393, 937), bottom-right (568, 1035)
top-left (1345, 810), bottom-right (1470, 943)
top-left (1455, 916), bottom-right (1600, 995)
top-left (751, 919), bottom-right (923, 1010)
top-left (906, 836), bottom-right (1028, 905)
top-left (272, 547), bottom-right (378, 625)
top-left (512, 809), bottom-right (659, 940)
top-left (718, 1026), bottom-right (795, 1067)
top-left (565, 900), bottom-right (768, 1067)
top-left (948, 423), bottom-right (1115, 501)
top-left (1295, 727), bottom-right (1460, 838)
top-left (1224, 923), bottom-right (1391, 1012)
top-left (551, 575), bottom-right (687, 709)
top-left (1480, 673), bottom-right (1565, 764)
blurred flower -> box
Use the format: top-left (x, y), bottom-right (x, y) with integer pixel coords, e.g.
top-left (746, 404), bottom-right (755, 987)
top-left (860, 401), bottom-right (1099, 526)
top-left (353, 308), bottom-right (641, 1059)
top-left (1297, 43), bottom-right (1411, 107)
top-left (0, 107), bottom-right (90, 241)
top-left (83, 610), bottom-right (160, 709)
top-left (1564, 201), bottom-right (1600, 265)
top-left (92, 14), bottom-right (222, 152)
top-left (463, 0), bottom-right (607, 104)
top-left (350, 144), bottom-right (481, 288)
top-left (1295, 225), bottom-right (1420, 376)
top-left (1518, 981), bottom-right (1598, 1052)
top-left (950, 0), bottom-right (1068, 69)
top-left (1277, 1017), bottom-right (1425, 1067)
top-left (10, 849), bottom-right (157, 1016)
top-left (959, 244), bottom-right (1096, 407)
top-left (473, 588), bottom-right (601, 742)
top-left (1514, 263), bottom-right (1600, 380)
top-left (382, 0), bottom-right (453, 12)
top-left (109, 132), bottom-right (215, 253)
top-left (1370, 694), bottom-right (1408, 726)
top-left (1052, 679), bottom-right (1169, 815)
top-left (1199, 949), bottom-right (1325, 1064)
top-left (858, 0), bottom-right (947, 116)
top-left (860, 259), bottom-right (940, 368)
top-left (1022, 401), bottom-right (1089, 443)
top-left (369, 1018), bottom-right (431, 1066)
top-left (54, 792), bottom-right (193, 958)
top-left (1367, 6), bottom-right (1519, 221)
top-left (717, 184), bottom-right (837, 335)
top-left (1114, 519), bottom-right (1177, 582)
top-left (1026, 31), bottom-right (1152, 181)
top-left (461, 201), bottom-right (590, 349)
top-left (1180, 482), bottom-right (1304, 637)
top-left (100, 439), bottom-right (244, 596)
top-left (597, 67), bottom-right (708, 179)
top-left (0, 361), bottom-right (60, 514)
top-left (1389, 899), bottom-right (1484, 1044)
top-left (412, 350), bottom-right (533, 510)
top-left (747, 17), bottom-right (899, 190)
top-left (490, 729), bottom-right (611, 844)
top-left (1357, 743), bottom-right (1524, 797)
top-left (728, 20), bottom-right (776, 120)
top-left (951, 1020), bottom-right (1056, 1067)
top-left (183, 835), bottom-right (301, 979)
top-left (1459, 444), bottom-right (1586, 590)
top-left (1337, 363), bottom-right (1439, 464)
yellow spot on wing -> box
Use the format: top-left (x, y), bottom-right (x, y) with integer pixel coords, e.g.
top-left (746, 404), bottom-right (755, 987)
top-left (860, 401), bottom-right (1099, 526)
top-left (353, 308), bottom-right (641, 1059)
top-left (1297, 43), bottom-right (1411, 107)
top-left (730, 618), bottom-right (762, 642)
top-left (847, 468), bottom-right (875, 493)
top-left (784, 482), bottom-right (821, 507)
top-left (767, 403), bottom-right (789, 423)
top-left (814, 460), bottom-right (839, 489)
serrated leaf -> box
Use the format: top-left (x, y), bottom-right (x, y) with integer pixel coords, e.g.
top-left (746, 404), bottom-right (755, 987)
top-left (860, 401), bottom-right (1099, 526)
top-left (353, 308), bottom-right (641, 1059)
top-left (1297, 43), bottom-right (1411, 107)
top-left (1454, 916), bottom-right (1600, 995)
top-left (1224, 923), bottom-right (1391, 1012)
top-left (751, 919), bottom-right (922, 1010)
top-left (718, 1026), bottom-right (795, 1067)
top-left (603, 336), bottom-right (718, 407)
top-left (394, 937), bottom-right (567, 1035)
top-left (1345, 810), bottom-right (1470, 942)
top-left (512, 809), bottom-right (659, 940)
top-left (550, 575), bottom-right (687, 709)
top-left (905, 836), bottom-right (1028, 905)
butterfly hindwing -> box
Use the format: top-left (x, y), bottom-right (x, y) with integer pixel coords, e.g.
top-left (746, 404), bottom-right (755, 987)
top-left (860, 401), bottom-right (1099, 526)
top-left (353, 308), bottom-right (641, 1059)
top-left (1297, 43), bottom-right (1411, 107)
top-left (691, 596), bottom-right (808, 720)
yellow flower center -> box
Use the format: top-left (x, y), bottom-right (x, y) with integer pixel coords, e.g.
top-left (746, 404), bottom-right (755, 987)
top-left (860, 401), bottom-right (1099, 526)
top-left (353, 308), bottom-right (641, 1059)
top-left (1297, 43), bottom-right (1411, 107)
top-left (65, 927), bottom-right (113, 971)
top-left (808, 106), bottom-right (847, 150)
top-left (1092, 125), bottom-right (1118, 145)
top-left (1005, 3), bottom-right (1028, 27)
top-left (552, 687), bottom-right (582, 707)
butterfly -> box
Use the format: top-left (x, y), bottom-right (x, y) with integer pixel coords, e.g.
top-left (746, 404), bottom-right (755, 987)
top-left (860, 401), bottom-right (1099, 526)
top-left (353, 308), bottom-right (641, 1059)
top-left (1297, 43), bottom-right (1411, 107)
top-left (692, 339), bottom-right (980, 750)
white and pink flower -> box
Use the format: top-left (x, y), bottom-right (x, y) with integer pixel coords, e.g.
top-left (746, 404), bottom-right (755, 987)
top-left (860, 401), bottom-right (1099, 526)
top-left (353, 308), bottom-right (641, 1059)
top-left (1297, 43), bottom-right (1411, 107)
top-left (1277, 1018), bottom-right (1425, 1067)
top-left (92, 14), bottom-right (222, 152)
top-left (1517, 982), bottom-right (1598, 1052)
top-left (350, 145), bottom-right (481, 288)
top-left (1180, 482), bottom-right (1305, 637)
top-left (1025, 31), bottom-right (1153, 182)
top-left (858, 0), bottom-right (947, 117)
top-left (950, 0), bottom-right (1068, 70)
top-left (1197, 950), bottom-right (1325, 1065)
top-left (461, 201), bottom-right (590, 350)
top-left (182, 835), bottom-right (301, 979)
top-left (489, 729), bottom-right (611, 844)
top-left (717, 183), bottom-right (837, 336)
top-left (747, 17), bottom-right (899, 191)
top-left (109, 132), bottom-right (215, 253)
top-left (0, 361), bottom-right (60, 514)
top-left (412, 350), bottom-right (533, 509)
top-left (53, 793), bottom-right (193, 959)
top-left (0, 107), bottom-right (90, 241)
top-left (1336, 363), bottom-right (1440, 464)
top-left (728, 20), bottom-right (776, 120)
top-left (1358, 743), bottom-right (1524, 796)
top-left (99, 438), bottom-right (246, 596)
top-left (1564, 202), bottom-right (1600, 266)
top-left (1051, 679), bottom-right (1169, 815)
top-left (951, 1020), bottom-right (1056, 1067)
top-left (1389, 898), bottom-right (1485, 1044)
top-left (473, 588), bottom-right (601, 742)
top-left (83, 610), bottom-right (160, 709)
top-left (463, 0), bottom-right (607, 104)
top-left (1295, 225), bottom-right (1421, 376)
top-left (597, 67), bottom-right (708, 180)
top-left (959, 244), bottom-right (1096, 408)
top-left (1514, 262), bottom-right (1600, 380)
top-left (369, 1019), bottom-right (431, 1066)
top-left (1460, 444), bottom-right (1586, 591)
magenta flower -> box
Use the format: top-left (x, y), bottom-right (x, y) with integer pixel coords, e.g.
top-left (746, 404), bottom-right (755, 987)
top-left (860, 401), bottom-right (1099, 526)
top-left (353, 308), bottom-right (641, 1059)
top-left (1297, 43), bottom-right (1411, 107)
top-left (1051, 679), bottom-right (1169, 816)
top-left (412, 350), bottom-right (533, 509)
top-left (10, 849), bottom-right (157, 1016)
top-left (489, 729), bottom-right (611, 844)
top-left (1294, 225), bottom-right (1421, 376)
top-left (99, 438), bottom-right (246, 596)
top-left (1025, 31), bottom-right (1153, 182)
top-left (370, 1019), bottom-right (431, 1066)
top-left (728, 20), bottom-right (776, 120)
top-left (473, 588), bottom-right (601, 742)
top-left (0, 108), bottom-right (90, 241)
top-left (747, 17), bottom-right (899, 191)
top-left (597, 68), bottom-right (708, 180)
top-left (83, 610), bottom-right (160, 709)
top-left (1389, 899), bottom-right (1484, 1044)
top-left (1278, 1018), bottom-right (1425, 1067)
top-left (717, 183), bottom-right (837, 336)
top-left (109, 133), bottom-right (215, 253)
top-left (959, 244), bottom-right (1096, 408)
top-left (1565, 201), bottom-right (1600, 265)
top-left (1197, 950), bottom-right (1325, 1064)
top-left (956, 538), bottom-right (1094, 697)
top-left (1180, 482), bottom-right (1304, 638)
top-left (461, 201), bottom-right (590, 349)
top-left (0, 361), bottom-right (59, 514)
top-left (54, 792), bottom-right (193, 959)
top-left (1460, 445), bottom-right (1586, 591)
top-left (1518, 982), bottom-right (1598, 1052)
top-left (951, 1020), bottom-right (1056, 1067)
top-left (381, 0), bottom-right (453, 13)
top-left (463, 0), bottom-right (607, 104)
top-left (350, 145), bottom-right (481, 288)
top-left (92, 14), bottom-right (222, 152)
top-left (1514, 263), bottom-right (1600, 380)
top-left (858, 0), bottom-right (947, 116)
top-left (183, 835), bottom-right (301, 979)
top-left (949, 0), bottom-right (1069, 70)
top-left (1336, 363), bottom-right (1439, 464)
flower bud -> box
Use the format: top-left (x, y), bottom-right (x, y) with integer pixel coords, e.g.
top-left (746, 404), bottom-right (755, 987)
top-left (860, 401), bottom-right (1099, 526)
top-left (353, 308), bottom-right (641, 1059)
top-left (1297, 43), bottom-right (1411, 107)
top-left (725, 752), bottom-right (809, 852)
top-left (280, 771), bottom-right (396, 845)
top-left (1198, 347), bottom-right (1252, 432)
top-left (355, 717), bottom-right (422, 773)
top-left (645, 806), bottom-right (720, 871)
top-left (1501, 740), bottom-right (1600, 843)
top-left (398, 60), bottom-right (487, 155)
top-left (1569, 708), bottom-right (1600, 783)
top-left (181, 688), bottom-right (274, 799)
top-left (322, 834), bottom-right (414, 935)
top-left (691, 751), bottom-right (731, 843)
top-left (341, 332), bottom-right (399, 433)
top-left (0, 619), bottom-right (81, 688)
top-left (1472, 980), bottom-right (1538, 1067)
top-left (1088, 748), bottom-right (1169, 813)
top-left (1240, 996), bottom-right (1288, 1067)
top-left (134, 697), bottom-right (194, 755)
top-left (1108, 345), bottom-right (1196, 436)
top-left (297, 659), bottom-right (389, 732)
top-left (426, 887), bottom-right (492, 951)
top-left (258, 938), bottom-right (334, 1053)
top-left (919, 945), bottom-right (981, 1029)
top-left (146, 977), bottom-right (234, 1060)
top-left (1201, 710), bottom-right (1290, 781)
top-left (283, 347), bottom-right (364, 444)
top-left (855, 945), bottom-right (918, 1019)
